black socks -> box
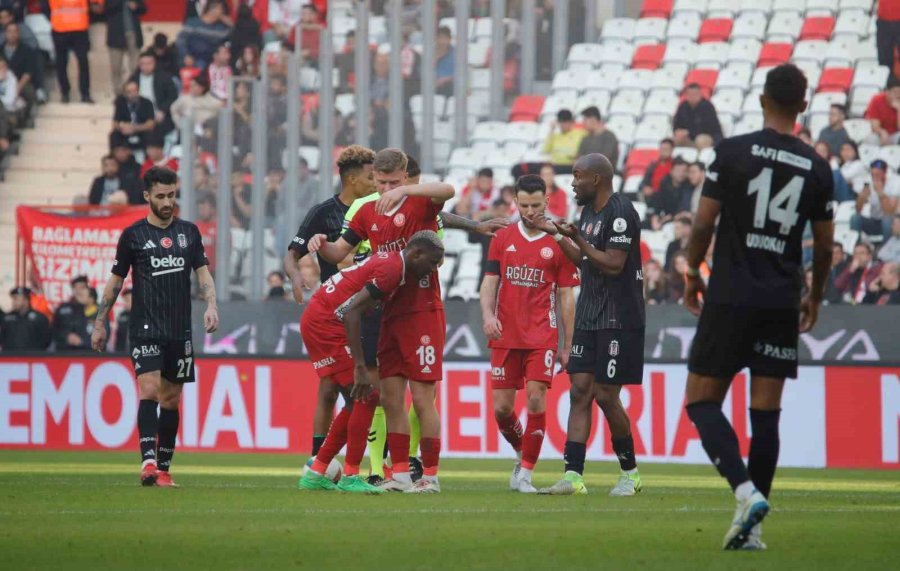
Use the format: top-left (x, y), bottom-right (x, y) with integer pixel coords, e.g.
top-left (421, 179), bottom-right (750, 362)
top-left (138, 399), bottom-right (158, 465)
top-left (748, 408), bottom-right (781, 498)
top-left (563, 440), bottom-right (586, 475)
top-left (686, 401), bottom-right (750, 491)
top-left (157, 408), bottom-right (180, 472)
top-left (612, 435), bottom-right (637, 471)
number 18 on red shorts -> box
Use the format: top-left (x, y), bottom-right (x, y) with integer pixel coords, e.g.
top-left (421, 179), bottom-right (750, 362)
top-left (490, 348), bottom-right (557, 390)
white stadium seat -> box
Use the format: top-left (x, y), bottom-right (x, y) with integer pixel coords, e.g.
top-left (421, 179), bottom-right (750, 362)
top-left (633, 116), bottom-right (673, 146)
top-left (598, 42), bottom-right (635, 68)
top-left (652, 65), bottom-right (689, 91)
top-left (850, 85), bottom-right (879, 117)
top-left (694, 41), bottom-right (730, 68)
top-left (843, 118), bottom-right (872, 143)
top-left (609, 89), bottom-right (646, 118)
top-left (715, 64), bottom-right (753, 91)
top-left (567, 43), bottom-right (605, 66)
top-left (577, 91), bottom-right (612, 116)
top-left (751, 66), bottom-right (774, 89)
top-left (605, 115), bottom-right (637, 145)
top-left (810, 91), bottom-right (847, 114)
top-left (839, 0), bottom-right (873, 12)
top-left (805, 0), bottom-right (839, 15)
top-left (673, 0), bottom-right (710, 15)
top-left (772, 0), bottom-right (807, 12)
top-left (833, 9), bottom-right (870, 37)
top-left (667, 12), bottom-right (703, 41)
top-left (767, 10), bottom-right (804, 43)
top-left (706, 0), bottom-right (736, 17)
top-left (673, 146), bottom-right (699, 162)
top-left (601, 18), bottom-right (636, 43)
top-left (551, 69), bottom-right (583, 97)
top-left (823, 36), bottom-right (859, 68)
top-left (712, 88), bottom-right (745, 120)
top-left (663, 40), bottom-right (699, 65)
top-left (792, 40), bottom-right (830, 64)
top-left (633, 18), bottom-right (669, 44)
top-left (727, 38), bottom-right (763, 65)
top-left (742, 88), bottom-right (764, 114)
top-left (734, 114), bottom-right (764, 135)
top-left (738, 0), bottom-right (774, 12)
top-left (731, 12), bottom-right (767, 41)
top-left (503, 121), bottom-right (539, 144)
top-left (877, 146), bottom-right (900, 171)
top-left (643, 89), bottom-right (680, 116)
top-left (852, 65), bottom-right (890, 89)
top-left (619, 69), bottom-right (655, 92)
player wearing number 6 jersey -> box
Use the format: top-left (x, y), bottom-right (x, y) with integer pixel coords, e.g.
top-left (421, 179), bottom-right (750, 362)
top-left (481, 175), bottom-right (578, 493)
top-left (683, 64), bottom-right (834, 550)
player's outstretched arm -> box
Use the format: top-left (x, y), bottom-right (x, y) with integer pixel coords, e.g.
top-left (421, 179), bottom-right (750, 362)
top-left (309, 234), bottom-right (355, 265)
top-left (342, 288), bottom-right (380, 401)
top-left (440, 211), bottom-right (510, 237)
top-left (521, 214), bottom-right (583, 266)
top-left (284, 249), bottom-right (306, 303)
top-left (683, 196), bottom-right (722, 316)
top-left (92, 275), bottom-right (125, 352)
top-left (558, 287), bottom-right (575, 369)
top-left (376, 182), bottom-right (455, 214)
top-left (555, 221), bottom-right (629, 276)
top-left (479, 275), bottom-right (502, 340)
top-left (801, 220), bottom-right (834, 333)
top-left (195, 266), bottom-right (219, 333)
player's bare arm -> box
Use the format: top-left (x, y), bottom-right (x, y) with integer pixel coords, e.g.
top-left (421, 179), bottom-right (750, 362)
top-left (683, 196), bottom-right (722, 316)
top-left (375, 182), bottom-right (455, 214)
top-left (91, 274), bottom-right (125, 352)
top-left (440, 211), bottom-right (510, 237)
top-left (479, 274), bottom-right (502, 340)
top-left (522, 213), bottom-right (583, 266)
top-left (309, 234), bottom-right (355, 265)
top-left (341, 288), bottom-right (380, 401)
top-left (284, 248), bottom-right (306, 303)
top-left (801, 219), bottom-right (834, 333)
top-left (554, 220), bottom-right (629, 276)
top-left (558, 286), bottom-right (575, 369)
top-left (196, 265), bottom-right (219, 333)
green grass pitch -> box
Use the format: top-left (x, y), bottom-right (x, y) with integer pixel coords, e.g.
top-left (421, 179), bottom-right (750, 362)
top-left (1, 451), bottom-right (897, 570)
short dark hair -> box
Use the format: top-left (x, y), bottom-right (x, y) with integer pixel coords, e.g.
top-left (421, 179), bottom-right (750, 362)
top-left (146, 134), bottom-right (165, 149)
top-left (197, 192), bottom-right (216, 207)
top-left (71, 275), bottom-right (89, 288)
top-left (557, 109), bottom-right (574, 122)
top-left (478, 167), bottom-right (494, 178)
top-left (675, 215), bottom-right (692, 226)
top-left (672, 157), bottom-right (689, 167)
top-left (855, 242), bottom-right (874, 254)
top-left (685, 82), bottom-right (702, 90)
top-left (406, 155), bottom-right (421, 178)
top-left (515, 174), bottom-right (547, 194)
top-left (830, 103), bottom-right (847, 115)
top-left (438, 26), bottom-right (452, 38)
top-left (102, 154), bottom-right (116, 163)
top-left (764, 64), bottom-right (808, 111)
top-left (582, 106), bottom-right (601, 120)
top-left (660, 138), bottom-right (674, 147)
top-left (143, 166), bottom-right (178, 191)
top-left (139, 51), bottom-right (156, 60)
top-left (690, 161), bottom-right (706, 171)
top-left (153, 33), bottom-right (168, 49)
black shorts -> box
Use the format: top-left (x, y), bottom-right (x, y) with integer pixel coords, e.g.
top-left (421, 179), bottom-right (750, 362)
top-left (361, 306), bottom-right (383, 368)
top-left (567, 328), bottom-right (645, 385)
top-left (688, 303), bottom-right (799, 380)
top-left (130, 338), bottom-right (196, 383)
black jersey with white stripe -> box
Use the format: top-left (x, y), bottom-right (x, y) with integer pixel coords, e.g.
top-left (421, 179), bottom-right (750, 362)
top-left (112, 218), bottom-right (208, 341)
top-left (702, 128), bottom-right (834, 309)
top-left (288, 195), bottom-right (350, 282)
top-left (574, 192), bottom-right (645, 331)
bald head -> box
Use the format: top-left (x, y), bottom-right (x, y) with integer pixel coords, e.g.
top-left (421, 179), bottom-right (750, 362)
top-left (574, 154), bottom-right (614, 180)
top-left (571, 153), bottom-right (615, 207)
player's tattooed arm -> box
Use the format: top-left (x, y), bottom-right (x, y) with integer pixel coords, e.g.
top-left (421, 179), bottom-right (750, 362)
top-left (195, 266), bottom-right (220, 333)
top-left (439, 212), bottom-right (509, 237)
top-left (91, 275), bottom-right (124, 352)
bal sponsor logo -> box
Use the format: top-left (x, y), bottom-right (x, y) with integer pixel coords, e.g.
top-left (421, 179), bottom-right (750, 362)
top-left (160, 237), bottom-right (173, 249)
top-left (132, 344), bottom-right (160, 359)
top-left (540, 247), bottom-right (553, 260)
top-left (151, 255), bottom-right (186, 269)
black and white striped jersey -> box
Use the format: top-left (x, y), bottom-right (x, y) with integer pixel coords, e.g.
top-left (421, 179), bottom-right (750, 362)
top-left (288, 195), bottom-right (350, 282)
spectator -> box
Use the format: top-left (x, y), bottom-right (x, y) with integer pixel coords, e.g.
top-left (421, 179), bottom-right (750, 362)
top-left (798, 127), bottom-right (813, 146)
top-left (113, 288), bottom-right (131, 352)
top-left (818, 104), bottom-right (852, 157)
top-left (193, 163), bottom-right (213, 193)
top-left (400, 31), bottom-right (422, 98)
top-left (46, 0), bottom-right (94, 103)
top-left (261, 0), bottom-right (305, 44)
top-left (266, 271), bottom-right (287, 301)
top-left (0, 56), bottom-right (22, 123)
top-left (825, 242), bottom-right (850, 304)
top-left (435, 26), bottom-right (455, 96)
top-left (2, 23), bottom-right (39, 113)
top-left (292, 4), bottom-right (322, 61)
top-left (673, 83), bottom-right (722, 148)
top-left (235, 44), bottom-right (260, 78)
top-left (815, 140), bottom-right (855, 202)
top-left (112, 79), bottom-right (155, 155)
top-left (130, 51), bottom-right (178, 137)
top-left (110, 135), bottom-right (141, 182)
top-left (864, 75), bottom-right (900, 145)
top-left (839, 141), bottom-right (868, 192)
top-left (647, 157), bottom-right (691, 229)
top-left (150, 33), bottom-right (179, 79)
top-left (296, 156), bottom-right (319, 208)
top-left (664, 215), bottom-right (692, 271)
top-left (184, 0), bottom-right (233, 23)
top-left (52, 275), bottom-right (90, 350)
top-left (876, 1), bottom-right (900, 71)
top-left (640, 138), bottom-right (674, 197)
top-left (195, 192), bottom-right (218, 273)
top-left (539, 162), bottom-right (569, 221)
top-left (644, 259), bottom-right (669, 305)
top-left (668, 251), bottom-right (688, 303)
top-left (370, 48), bottom-right (390, 107)
top-left (106, 0), bottom-right (146, 95)
top-left (207, 43), bottom-right (233, 101)
top-left (878, 214), bottom-right (900, 263)
top-left (178, 53), bottom-right (202, 95)
top-left (835, 242), bottom-right (883, 304)
top-left (687, 161), bottom-right (705, 213)
top-left (542, 109), bottom-right (586, 173)
top-left (0, 8), bottom-right (39, 49)
top-left (177, 0), bottom-right (232, 69)
top-left (0, 286), bottom-right (50, 350)
top-left (863, 261), bottom-right (900, 304)
top-left (230, 4), bottom-right (261, 69)
top-left (89, 154), bottom-right (142, 205)
top-left (456, 167), bottom-right (499, 218)
top-left (814, 140), bottom-right (831, 161)
top-left (171, 75), bottom-right (222, 129)
top-left (577, 106), bottom-right (619, 169)
top-left (335, 30), bottom-right (357, 92)
top-left (852, 159), bottom-right (900, 241)
top-left (140, 136), bottom-right (178, 178)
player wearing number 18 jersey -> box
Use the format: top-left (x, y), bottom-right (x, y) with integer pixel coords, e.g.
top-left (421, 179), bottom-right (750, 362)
top-left (481, 175), bottom-right (578, 493)
top-left (683, 64), bottom-right (834, 550)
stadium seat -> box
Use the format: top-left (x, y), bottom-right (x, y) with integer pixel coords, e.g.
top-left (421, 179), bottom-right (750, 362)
top-left (732, 12), bottom-right (767, 41)
top-left (823, 36), bottom-right (859, 68)
top-left (567, 43), bottom-right (605, 67)
top-left (738, 0), bottom-right (775, 13)
top-left (834, 200), bottom-right (856, 224)
top-left (698, 18), bottom-right (733, 43)
top-left (853, 65), bottom-right (889, 89)
top-left (504, 121), bottom-right (539, 144)
top-left (551, 69), bottom-right (583, 97)
top-left (810, 91), bottom-right (847, 114)
top-left (772, 0), bottom-right (806, 12)
top-left (609, 89), bottom-right (647, 118)
top-left (540, 93), bottom-right (579, 122)
top-left (632, 200), bottom-right (649, 221)
top-left (850, 85), bottom-right (879, 116)
top-left (750, 66), bottom-right (773, 89)
top-left (715, 64), bottom-right (753, 91)
top-left (734, 114), bottom-right (764, 135)
top-left (805, 0), bottom-right (839, 15)
top-left (624, 148), bottom-right (660, 177)
top-left (598, 43), bottom-right (636, 68)
top-left (471, 121), bottom-right (507, 146)
top-left (633, 18), bottom-right (669, 44)
top-left (684, 69), bottom-right (719, 97)
top-left (577, 91), bottom-right (612, 116)
top-left (673, 146), bottom-right (700, 162)
top-left (334, 93), bottom-right (355, 117)
top-left (667, 12), bottom-right (702, 40)
top-left (620, 69), bottom-right (656, 91)
top-left (584, 67), bottom-right (624, 92)
top-left (727, 38), bottom-right (763, 65)
top-left (832, 9), bottom-right (869, 37)
top-left (632, 44), bottom-right (667, 69)
top-left (767, 11), bottom-right (804, 42)
top-left (468, 42), bottom-right (491, 67)
top-left (601, 18), bottom-right (636, 43)
top-left (792, 40), bottom-right (830, 64)
top-left (852, 39), bottom-right (878, 68)
top-left (800, 16), bottom-right (835, 40)
top-left (694, 41), bottom-right (730, 68)
top-left (742, 88), bottom-right (764, 114)
top-left (622, 174), bottom-right (644, 195)
top-left (793, 60), bottom-right (822, 90)
top-left (509, 95), bottom-right (545, 122)
top-left (605, 115), bottom-right (637, 145)
top-left (643, 89), bottom-right (680, 116)
top-left (838, 0), bottom-right (874, 12)
top-left (758, 42), bottom-right (793, 66)
top-left (877, 146), bottom-right (900, 171)
top-left (843, 118), bottom-right (872, 143)
top-left (698, 146), bottom-right (716, 166)
top-left (858, 143), bottom-right (879, 166)
top-left (641, 0), bottom-right (674, 18)
top-left (643, 230), bottom-right (670, 263)
top-left (712, 88), bottom-right (745, 120)
top-left (807, 113), bottom-right (830, 137)
top-left (652, 65), bottom-right (690, 91)
top-left (817, 67), bottom-right (854, 92)
top-left (673, 0), bottom-right (710, 15)
top-left (663, 41), bottom-right (699, 65)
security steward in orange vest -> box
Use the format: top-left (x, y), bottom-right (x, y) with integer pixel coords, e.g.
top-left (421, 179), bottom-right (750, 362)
top-left (42, 0), bottom-right (103, 103)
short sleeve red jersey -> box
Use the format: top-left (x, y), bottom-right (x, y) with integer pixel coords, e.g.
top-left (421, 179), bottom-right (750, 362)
top-left (346, 195), bottom-right (443, 318)
top-left (485, 222), bottom-right (580, 350)
top-left (309, 251), bottom-right (406, 320)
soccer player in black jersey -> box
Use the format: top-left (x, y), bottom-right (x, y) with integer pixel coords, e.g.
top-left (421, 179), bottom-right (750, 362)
top-left (284, 145), bottom-right (377, 462)
top-left (528, 154), bottom-right (646, 497)
top-left (92, 167), bottom-right (220, 487)
top-left (683, 64), bottom-right (834, 550)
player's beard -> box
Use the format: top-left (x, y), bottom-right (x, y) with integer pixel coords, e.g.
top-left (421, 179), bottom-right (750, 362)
top-left (151, 202), bottom-right (174, 221)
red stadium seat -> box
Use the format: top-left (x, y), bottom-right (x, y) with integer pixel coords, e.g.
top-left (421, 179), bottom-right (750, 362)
top-left (758, 43), bottom-right (793, 67)
top-left (684, 69), bottom-right (719, 98)
top-left (640, 0), bottom-right (673, 18)
top-left (509, 95), bottom-right (545, 122)
top-left (817, 68), bottom-right (854, 93)
top-left (698, 18), bottom-right (733, 43)
top-left (800, 17), bottom-right (835, 41)
top-left (625, 148), bottom-right (660, 178)
top-left (632, 44), bottom-right (666, 70)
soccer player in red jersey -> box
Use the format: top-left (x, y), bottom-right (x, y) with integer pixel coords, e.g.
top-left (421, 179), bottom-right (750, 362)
top-left (298, 232), bottom-right (445, 493)
top-left (311, 149), bottom-right (454, 492)
top-left (481, 175), bottom-right (579, 492)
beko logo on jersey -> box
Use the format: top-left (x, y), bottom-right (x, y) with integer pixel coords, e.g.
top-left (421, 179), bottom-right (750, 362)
top-left (150, 255), bottom-right (186, 276)
top-left (609, 235), bottom-right (632, 244)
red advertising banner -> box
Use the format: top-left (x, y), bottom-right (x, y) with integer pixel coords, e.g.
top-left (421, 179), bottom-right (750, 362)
top-left (1, 357), bottom-right (897, 469)
top-left (15, 206), bottom-right (146, 307)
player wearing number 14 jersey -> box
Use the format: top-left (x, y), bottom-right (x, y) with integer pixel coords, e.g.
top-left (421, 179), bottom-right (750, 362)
top-left (480, 175), bottom-right (578, 493)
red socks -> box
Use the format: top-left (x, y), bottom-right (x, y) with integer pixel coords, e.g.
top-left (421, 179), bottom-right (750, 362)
top-left (387, 432), bottom-right (410, 474)
top-left (521, 412), bottom-right (546, 470)
top-left (311, 406), bottom-right (351, 474)
top-left (343, 399), bottom-right (378, 476)
top-left (496, 412), bottom-right (524, 452)
top-left (421, 437), bottom-right (441, 477)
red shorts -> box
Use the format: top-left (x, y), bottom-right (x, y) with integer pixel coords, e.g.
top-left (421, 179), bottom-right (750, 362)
top-left (300, 305), bottom-right (353, 386)
top-left (490, 348), bottom-right (557, 390)
top-left (378, 310), bottom-right (445, 382)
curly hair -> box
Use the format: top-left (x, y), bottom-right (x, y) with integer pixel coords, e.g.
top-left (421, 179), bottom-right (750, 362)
top-left (336, 145), bottom-right (375, 178)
